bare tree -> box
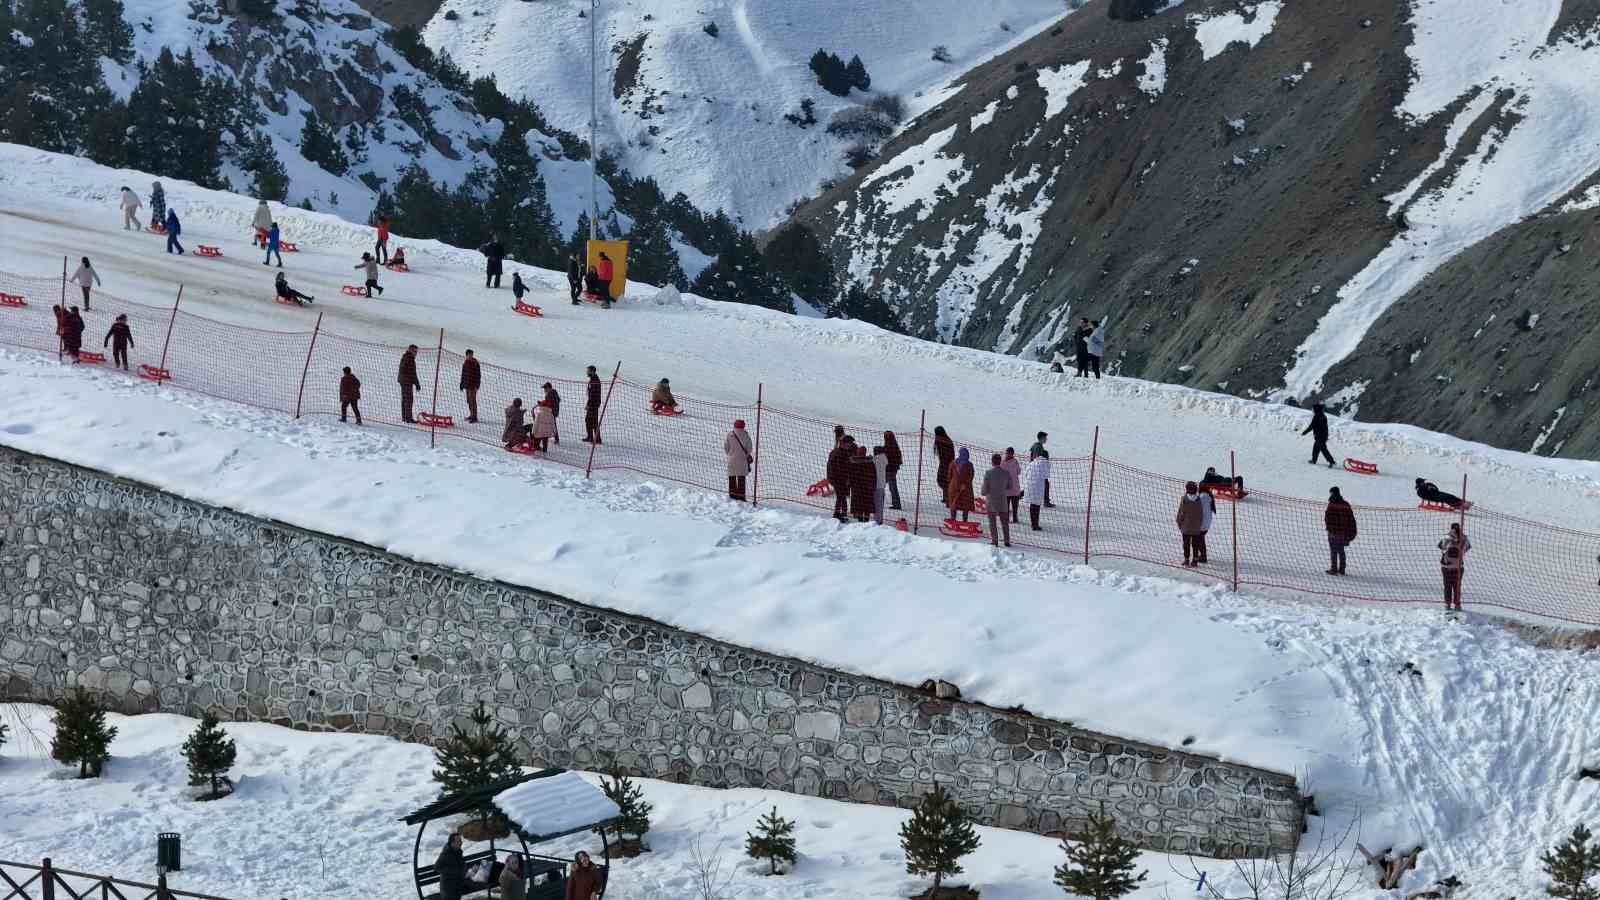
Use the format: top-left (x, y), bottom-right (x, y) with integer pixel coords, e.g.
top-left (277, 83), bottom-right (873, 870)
top-left (685, 834), bottom-right (736, 900)
top-left (1166, 813), bottom-right (1365, 900)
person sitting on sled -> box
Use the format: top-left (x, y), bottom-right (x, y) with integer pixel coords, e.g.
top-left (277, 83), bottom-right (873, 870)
top-left (650, 378), bottom-right (678, 414)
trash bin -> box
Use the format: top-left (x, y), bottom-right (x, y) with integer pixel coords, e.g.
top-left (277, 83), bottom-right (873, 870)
top-left (157, 832), bottom-right (181, 872)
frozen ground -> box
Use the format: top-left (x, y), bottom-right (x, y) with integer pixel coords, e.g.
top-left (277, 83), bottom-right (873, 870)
top-left (2, 147), bottom-right (1599, 895)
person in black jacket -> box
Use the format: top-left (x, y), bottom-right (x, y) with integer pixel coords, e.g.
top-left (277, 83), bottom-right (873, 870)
top-left (583, 365), bottom-right (603, 444)
top-left (882, 430), bottom-right (903, 510)
top-left (480, 236), bottom-right (506, 288)
top-left (1073, 318), bottom-right (1094, 377)
top-left (848, 445), bottom-right (877, 522)
top-left (827, 436), bottom-right (855, 522)
top-left (932, 426), bottom-right (955, 506)
top-left (435, 832), bottom-right (466, 900)
top-left (1416, 478), bottom-right (1465, 509)
top-left (567, 253), bottom-right (584, 304)
top-left (103, 314), bottom-right (134, 370)
top-left (459, 349), bottom-right (481, 423)
top-left (542, 381), bottom-right (561, 444)
top-left (1303, 403), bottom-right (1335, 467)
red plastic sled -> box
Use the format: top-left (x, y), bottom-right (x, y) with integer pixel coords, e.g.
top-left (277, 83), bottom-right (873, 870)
top-left (974, 497), bottom-right (988, 514)
top-left (939, 518), bottom-right (982, 539)
top-left (138, 364), bottom-right (171, 383)
top-left (805, 478), bottom-right (834, 497)
top-left (416, 412), bottom-right (455, 429)
top-left (650, 405), bottom-right (683, 416)
top-left (506, 440), bottom-right (542, 456)
top-left (149, 223), bottom-right (166, 234)
top-left (1208, 485), bottom-right (1245, 501)
top-left (0, 292), bottom-right (25, 307)
top-left (274, 295), bottom-right (303, 306)
top-left (279, 241), bottom-right (299, 253)
top-left (1343, 458), bottom-right (1379, 475)
top-left (1419, 500), bottom-right (1471, 513)
top-left (384, 261), bottom-right (410, 272)
top-left (75, 351), bottom-right (106, 364)
top-left (895, 518), bottom-right (909, 532)
top-left (197, 245), bottom-right (222, 257)
top-left (513, 300), bottom-right (544, 318)
top-left (341, 285), bottom-right (367, 296)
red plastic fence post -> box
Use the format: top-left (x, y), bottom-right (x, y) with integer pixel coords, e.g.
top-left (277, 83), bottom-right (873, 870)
top-left (1459, 473), bottom-right (1469, 608)
top-left (585, 362), bottom-right (621, 479)
top-left (1082, 426), bottom-right (1099, 564)
top-left (751, 383), bottom-right (763, 506)
top-left (154, 284), bottom-right (182, 380)
top-left (41, 857), bottom-right (54, 900)
top-left (912, 410), bottom-right (926, 535)
top-left (1230, 449), bottom-right (1240, 591)
top-left (429, 328), bottom-right (444, 449)
top-left (57, 256), bottom-right (66, 361)
top-left (293, 312), bottom-right (323, 419)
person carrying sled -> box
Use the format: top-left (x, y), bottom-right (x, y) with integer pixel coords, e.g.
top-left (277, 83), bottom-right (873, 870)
top-left (1416, 478), bottom-right (1465, 509)
top-left (947, 447), bottom-right (975, 523)
top-left (398, 344), bottom-right (421, 424)
top-left (933, 425), bottom-right (955, 505)
top-left (164, 208), bottom-right (183, 254)
top-left (339, 366), bottom-right (362, 424)
top-left (480, 235), bottom-right (506, 289)
top-left (103, 314), bottom-right (134, 371)
top-left (502, 398), bottom-right (531, 449)
top-left (1438, 522), bottom-right (1470, 611)
top-left (982, 453), bottom-right (1013, 547)
top-left (725, 419), bottom-right (752, 501)
top-left (650, 378), bottom-right (677, 414)
top-left (1324, 487), bottom-right (1357, 575)
top-left (511, 272), bottom-right (530, 303)
top-left (252, 199), bottom-right (272, 247)
top-left (567, 252), bottom-right (584, 304)
top-left (355, 253), bottom-right (384, 296)
top-left (826, 435), bottom-right (855, 521)
top-left (274, 272), bottom-right (314, 306)
top-left (1177, 482), bottom-right (1207, 567)
top-left (459, 349), bottom-right (482, 423)
top-left (69, 256), bottom-right (101, 310)
top-left (1303, 402), bottom-right (1335, 467)
top-left (119, 186), bottom-right (142, 230)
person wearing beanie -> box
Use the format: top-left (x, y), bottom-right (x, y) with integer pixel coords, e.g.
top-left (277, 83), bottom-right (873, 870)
top-left (651, 377), bottom-right (677, 414)
top-left (946, 447), bottom-right (975, 522)
top-left (1324, 486), bottom-right (1357, 575)
top-left (725, 418), bottom-right (752, 501)
top-left (1176, 481), bottom-right (1206, 567)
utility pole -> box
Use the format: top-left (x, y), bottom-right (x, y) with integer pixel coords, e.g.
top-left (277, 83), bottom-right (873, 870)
top-left (589, 0), bottom-right (599, 240)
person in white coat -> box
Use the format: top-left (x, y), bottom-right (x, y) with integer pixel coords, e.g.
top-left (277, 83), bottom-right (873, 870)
top-left (1196, 484), bottom-right (1216, 564)
top-left (119, 186), bottom-right (142, 230)
top-left (1086, 319), bottom-right (1106, 379)
top-left (1023, 451), bottom-right (1051, 531)
top-left (251, 199), bottom-right (273, 246)
top-left (724, 419), bottom-right (752, 501)
top-left (871, 445), bottom-right (889, 524)
top-left (530, 400), bottom-right (558, 452)
top-left (69, 257), bottom-right (101, 310)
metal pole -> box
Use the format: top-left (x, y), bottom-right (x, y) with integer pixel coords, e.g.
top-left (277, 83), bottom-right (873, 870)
top-left (58, 255), bottom-right (66, 361)
top-left (1229, 449), bottom-right (1239, 591)
top-left (585, 362), bottom-right (621, 478)
top-left (912, 410), bottom-right (926, 534)
top-left (751, 383), bottom-right (763, 506)
top-left (1082, 426), bottom-right (1099, 564)
top-left (589, 0), bottom-right (599, 239)
top-left (293, 312), bottom-right (323, 419)
top-left (1458, 473), bottom-right (1469, 609)
top-left (42, 857), bottom-right (55, 900)
top-left (429, 328), bottom-right (444, 449)
top-left (154, 284), bottom-right (182, 380)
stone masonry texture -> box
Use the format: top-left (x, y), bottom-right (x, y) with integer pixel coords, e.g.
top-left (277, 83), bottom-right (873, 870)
top-left (0, 447), bottom-right (1302, 856)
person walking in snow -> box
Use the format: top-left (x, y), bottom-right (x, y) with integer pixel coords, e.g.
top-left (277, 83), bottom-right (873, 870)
top-left (251, 199), bottom-right (272, 247)
top-left (595, 251), bottom-right (616, 307)
top-left (1415, 478), bottom-right (1465, 509)
top-left (848, 444), bottom-right (877, 523)
top-left (1195, 484), bottom-right (1216, 564)
top-left (1177, 481), bottom-right (1207, 568)
top-left (503, 398), bottom-right (531, 449)
top-left (398, 344), bottom-right (421, 424)
top-left (567, 252), bottom-right (584, 305)
top-left (1438, 522), bottom-right (1470, 611)
top-left (274, 271), bottom-right (314, 306)
top-left (1324, 487), bottom-right (1356, 575)
top-left (1029, 431), bottom-right (1055, 507)
top-left (339, 366), bottom-right (362, 424)
top-left (933, 425), bottom-right (955, 506)
top-left (1303, 402), bottom-right (1335, 467)
top-left (542, 382), bottom-right (561, 443)
top-left (163, 208), bottom-right (183, 254)
top-left (263, 222), bottom-right (284, 267)
top-left (1073, 318), bottom-right (1094, 377)
top-left (583, 365), bottom-right (603, 444)
top-left (103, 314), bottom-right (133, 371)
top-left (982, 453), bottom-right (1013, 548)
top-left (374, 215), bottom-right (390, 264)
top-left (480, 235), bottom-right (506, 289)
top-left (650, 378), bottom-right (677, 414)
top-left (871, 444), bottom-right (889, 524)
top-left (69, 256), bottom-right (101, 310)
top-left (725, 419), bottom-right (753, 501)
top-left (1002, 447), bottom-right (1023, 524)
top-left (530, 399), bottom-right (557, 452)
top-left (882, 431), bottom-right (903, 510)
top-left (356, 253), bottom-right (384, 297)
top-left (459, 349), bottom-right (481, 423)
top-left (148, 181), bottom-right (166, 229)
top-left (1024, 449), bottom-right (1050, 531)
top-left (119, 186), bottom-right (142, 231)
top-left (512, 271), bottom-right (530, 303)
top-left (1086, 318), bottom-right (1106, 379)
top-left (947, 447), bottom-right (975, 523)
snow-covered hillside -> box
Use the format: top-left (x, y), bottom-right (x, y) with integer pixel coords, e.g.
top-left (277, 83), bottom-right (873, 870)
top-left (3, 148), bottom-right (1600, 896)
top-left (423, 0), bottom-right (1072, 227)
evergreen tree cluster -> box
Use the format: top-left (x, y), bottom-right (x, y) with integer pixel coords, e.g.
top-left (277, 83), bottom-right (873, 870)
top-left (431, 701), bottom-right (522, 795)
top-left (181, 713), bottom-right (238, 799)
top-left (1543, 823), bottom-right (1600, 900)
top-left (899, 785), bottom-right (981, 895)
top-left (598, 768), bottom-right (653, 852)
top-left (1054, 803), bottom-right (1147, 900)
top-left (745, 806), bottom-right (798, 875)
top-left (51, 687), bottom-right (117, 779)
top-left (809, 50), bottom-right (870, 97)
top-left (299, 110), bottom-right (349, 177)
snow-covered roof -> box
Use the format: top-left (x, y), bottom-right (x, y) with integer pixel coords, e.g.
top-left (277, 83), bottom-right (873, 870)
top-left (492, 772), bottom-right (620, 841)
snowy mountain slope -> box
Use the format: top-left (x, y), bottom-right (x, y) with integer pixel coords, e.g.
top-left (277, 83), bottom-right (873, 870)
top-left (422, 0), bottom-right (1073, 228)
top-left (788, 0), bottom-right (1600, 457)
top-left (3, 148), bottom-right (1600, 894)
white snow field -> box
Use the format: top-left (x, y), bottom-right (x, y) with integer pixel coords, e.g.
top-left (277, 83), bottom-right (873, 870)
top-left (423, 0), bottom-right (1072, 227)
top-left (2, 146), bottom-right (1600, 896)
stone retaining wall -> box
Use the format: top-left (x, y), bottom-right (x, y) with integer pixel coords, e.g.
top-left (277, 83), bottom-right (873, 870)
top-left (0, 447), bottom-right (1302, 855)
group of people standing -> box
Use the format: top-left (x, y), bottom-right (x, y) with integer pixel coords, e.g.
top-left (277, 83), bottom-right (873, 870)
top-left (821, 428), bottom-right (903, 525)
top-left (566, 251), bottom-right (618, 307)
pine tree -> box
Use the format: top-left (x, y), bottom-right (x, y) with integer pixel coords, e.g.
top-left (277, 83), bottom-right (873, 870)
top-left (298, 109), bottom-right (350, 176)
top-left (835, 283), bottom-right (902, 332)
top-left (598, 768), bottom-right (653, 850)
top-left (1054, 803), bottom-right (1147, 900)
top-left (238, 129), bottom-right (289, 201)
top-left (809, 50), bottom-right (851, 97)
top-left (83, 99), bottom-right (131, 169)
top-left (81, 0), bottom-right (134, 63)
top-left (569, 213), bottom-right (593, 257)
top-left (845, 55), bottom-right (871, 91)
top-left (745, 806), bottom-right (798, 875)
top-left (691, 230), bottom-right (793, 312)
top-left (431, 701), bottom-right (521, 795)
top-left (51, 687), bottom-right (117, 778)
top-left (489, 125), bottom-right (561, 268)
top-left (124, 49), bottom-right (223, 187)
top-left (181, 713), bottom-right (238, 799)
top-left (1542, 823), bottom-right (1600, 900)
top-left (762, 223), bottom-right (835, 310)
top-left (623, 207), bottom-right (687, 290)
top-left (3, 0), bottom-right (113, 153)
top-left (899, 785), bottom-right (980, 896)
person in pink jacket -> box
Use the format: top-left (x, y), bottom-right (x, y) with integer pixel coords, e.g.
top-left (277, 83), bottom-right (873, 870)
top-left (1002, 447), bottom-right (1023, 524)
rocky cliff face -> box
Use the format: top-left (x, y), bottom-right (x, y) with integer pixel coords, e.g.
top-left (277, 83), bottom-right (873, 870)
top-left (790, 0), bottom-right (1600, 458)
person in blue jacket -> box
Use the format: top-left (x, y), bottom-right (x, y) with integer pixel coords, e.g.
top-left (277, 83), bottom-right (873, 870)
top-left (263, 221), bottom-right (283, 267)
top-left (164, 209), bottom-right (184, 255)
